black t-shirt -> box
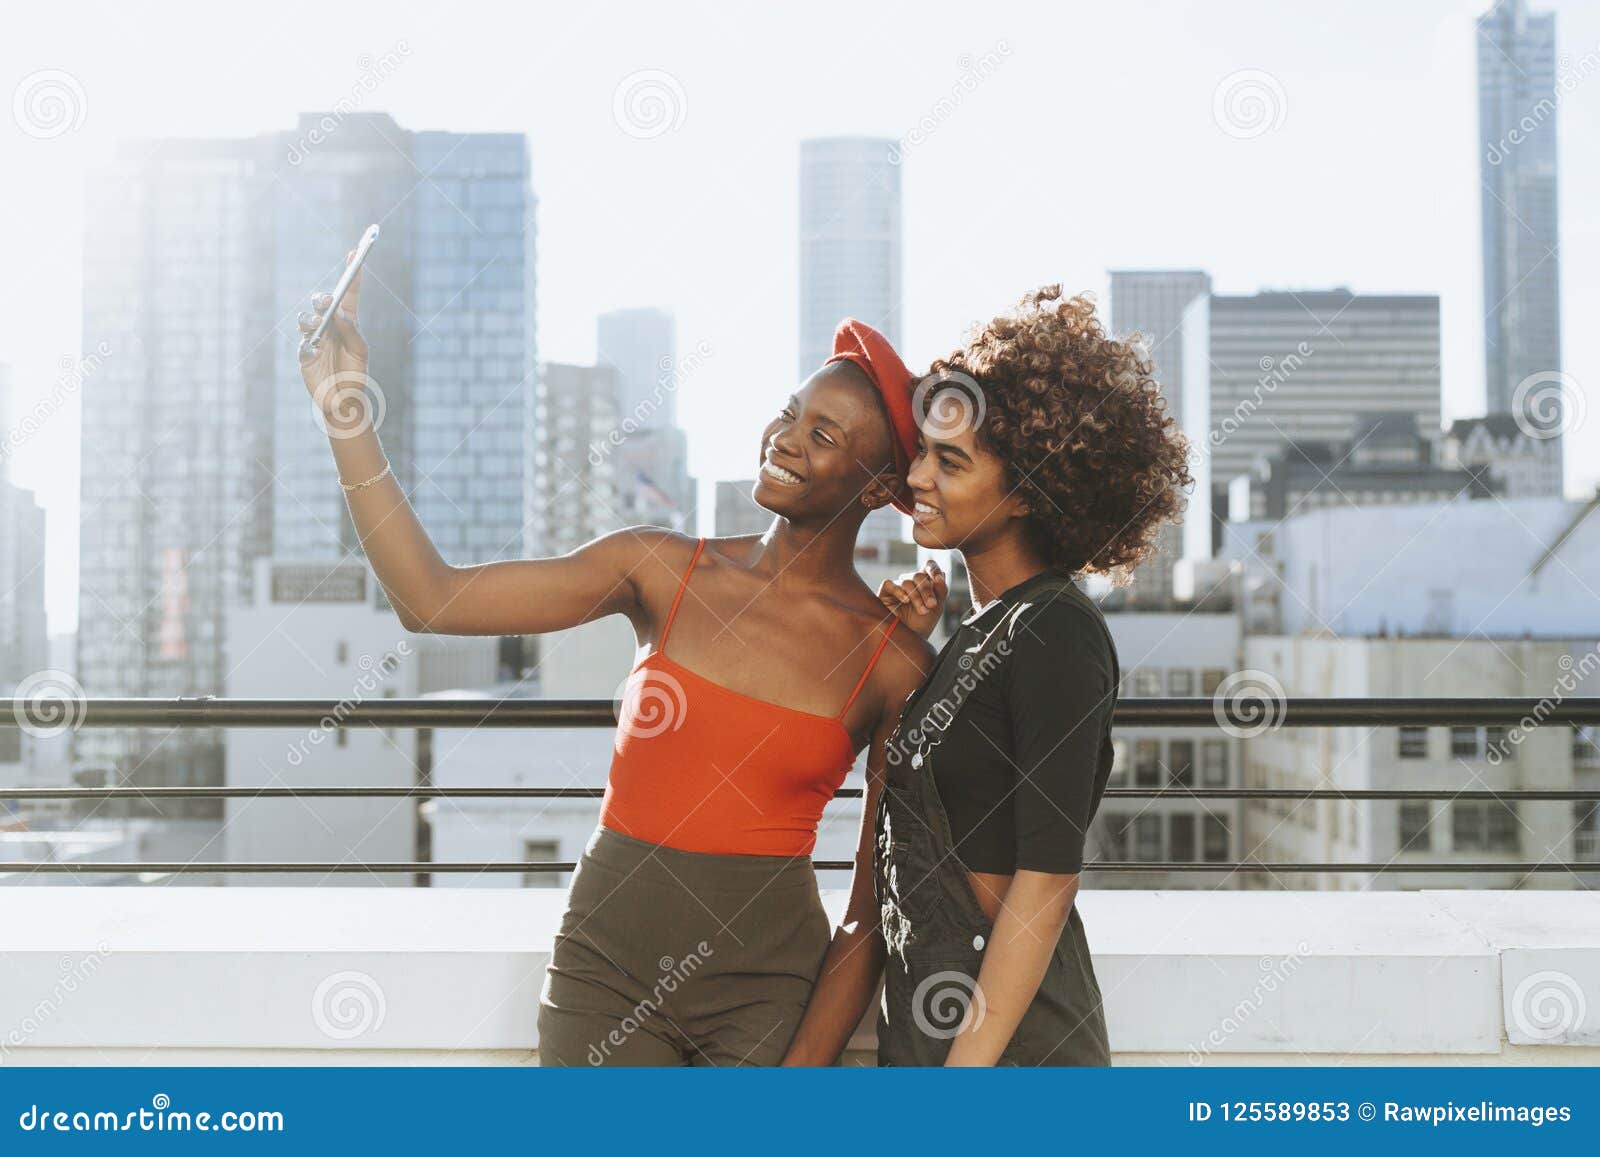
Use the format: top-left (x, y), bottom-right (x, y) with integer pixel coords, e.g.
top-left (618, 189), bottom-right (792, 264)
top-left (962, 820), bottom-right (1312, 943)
top-left (894, 569), bottom-right (1120, 875)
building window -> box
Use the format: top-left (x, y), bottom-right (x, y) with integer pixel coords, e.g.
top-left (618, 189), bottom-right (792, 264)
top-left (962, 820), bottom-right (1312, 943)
top-left (1575, 803), bottom-right (1599, 861)
top-left (1450, 726), bottom-right (1482, 758)
top-left (1133, 815), bottom-right (1163, 862)
top-left (1398, 727), bottom-right (1428, 758)
top-left (1485, 725), bottom-right (1510, 760)
top-left (1132, 668), bottom-right (1162, 697)
top-left (1452, 802), bottom-right (1519, 853)
top-left (1168, 740), bottom-right (1195, 787)
top-left (1200, 669), bottom-right (1226, 696)
top-left (1574, 726), bottom-right (1599, 767)
top-left (521, 839), bottom-right (563, 887)
top-left (1134, 739), bottom-right (1161, 787)
top-left (1202, 815), bottom-right (1229, 862)
top-left (336, 728), bottom-right (348, 748)
top-left (1169, 814), bottom-right (1196, 861)
top-left (335, 640), bottom-right (349, 665)
top-left (1201, 740), bottom-right (1229, 786)
top-left (1399, 801), bottom-right (1431, 850)
top-left (1167, 669), bottom-right (1195, 696)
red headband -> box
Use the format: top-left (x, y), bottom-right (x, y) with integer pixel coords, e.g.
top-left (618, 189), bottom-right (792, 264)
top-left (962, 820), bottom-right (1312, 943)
top-left (824, 318), bottom-right (918, 515)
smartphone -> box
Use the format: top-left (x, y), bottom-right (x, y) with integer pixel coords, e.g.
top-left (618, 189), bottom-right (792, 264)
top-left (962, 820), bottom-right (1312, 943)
top-left (300, 223), bottom-right (380, 359)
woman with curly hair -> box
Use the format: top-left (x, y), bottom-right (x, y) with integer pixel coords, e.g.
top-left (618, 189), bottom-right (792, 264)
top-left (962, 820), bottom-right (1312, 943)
top-left (782, 285), bottom-right (1193, 1067)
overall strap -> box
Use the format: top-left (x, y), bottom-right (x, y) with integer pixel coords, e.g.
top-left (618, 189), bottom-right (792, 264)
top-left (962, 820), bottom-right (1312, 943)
top-left (658, 537), bottom-right (707, 654)
top-left (838, 617), bottom-right (901, 720)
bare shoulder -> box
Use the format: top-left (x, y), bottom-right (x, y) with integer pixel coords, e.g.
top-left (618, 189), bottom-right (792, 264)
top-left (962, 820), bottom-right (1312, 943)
top-left (868, 620), bottom-right (938, 726)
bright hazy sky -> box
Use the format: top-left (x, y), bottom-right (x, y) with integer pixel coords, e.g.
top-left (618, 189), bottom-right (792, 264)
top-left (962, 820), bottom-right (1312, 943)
top-left (3, 0), bottom-right (1597, 636)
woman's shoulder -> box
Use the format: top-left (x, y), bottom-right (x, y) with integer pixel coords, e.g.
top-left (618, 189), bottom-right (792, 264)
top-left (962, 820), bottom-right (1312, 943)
top-left (1000, 580), bottom-right (1118, 674)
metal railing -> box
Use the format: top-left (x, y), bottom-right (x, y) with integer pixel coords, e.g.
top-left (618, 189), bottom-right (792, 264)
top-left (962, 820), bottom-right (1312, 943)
top-left (5, 695), bottom-right (1599, 876)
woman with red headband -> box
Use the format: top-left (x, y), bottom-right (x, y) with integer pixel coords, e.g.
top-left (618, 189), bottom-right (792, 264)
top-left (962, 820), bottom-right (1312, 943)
top-left (296, 257), bottom-right (938, 1065)
top-left (783, 285), bottom-right (1193, 1066)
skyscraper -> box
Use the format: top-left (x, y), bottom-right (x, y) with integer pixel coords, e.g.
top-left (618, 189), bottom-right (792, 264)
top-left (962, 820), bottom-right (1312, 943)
top-left (1109, 272), bottom-right (1214, 603)
top-left (597, 307), bottom-right (676, 429)
top-left (1477, 0), bottom-right (1562, 445)
top-left (798, 137), bottom-right (902, 380)
top-left (76, 112), bottom-right (535, 798)
top-left (531, 362), bottom-right (622, 556)
top-left (1208, 290), bottom-right (1442, 500)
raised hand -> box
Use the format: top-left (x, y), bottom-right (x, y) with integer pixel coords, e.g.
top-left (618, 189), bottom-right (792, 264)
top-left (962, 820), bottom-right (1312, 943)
top-left (877, 558), bottom-right (948, 638)
top-left (296, 249), bottom-right (371, 428)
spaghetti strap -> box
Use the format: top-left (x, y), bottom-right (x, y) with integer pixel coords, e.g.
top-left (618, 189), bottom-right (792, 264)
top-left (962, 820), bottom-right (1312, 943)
top-left (838, 617), bottom-right (901, 720)
top-left (658, 537), bottom-right (707, 654)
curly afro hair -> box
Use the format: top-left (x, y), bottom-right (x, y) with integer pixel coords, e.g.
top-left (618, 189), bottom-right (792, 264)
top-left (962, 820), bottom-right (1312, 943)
top-left (924, 285), bottom-right (1194, 585)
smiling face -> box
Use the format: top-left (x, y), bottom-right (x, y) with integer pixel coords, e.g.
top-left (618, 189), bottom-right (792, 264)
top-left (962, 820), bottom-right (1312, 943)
top-left (752, 361), bottom-right (901, 519)
top-left (905, 417), bottom-right (1031, 553)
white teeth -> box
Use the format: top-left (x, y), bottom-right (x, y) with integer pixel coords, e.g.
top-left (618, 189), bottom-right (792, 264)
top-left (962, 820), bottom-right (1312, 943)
top-left (762, 462), bottom-right (802, 485)
top-left (914, 501), bottom-right (939, 514)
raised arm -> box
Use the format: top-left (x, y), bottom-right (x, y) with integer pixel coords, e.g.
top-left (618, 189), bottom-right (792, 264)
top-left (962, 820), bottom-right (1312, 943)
top-left (296, 249), bottom-right (673, 637)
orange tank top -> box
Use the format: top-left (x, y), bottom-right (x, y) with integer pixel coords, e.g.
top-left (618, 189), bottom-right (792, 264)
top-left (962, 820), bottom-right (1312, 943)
top-left (599, 537), bottom-right (900, 857)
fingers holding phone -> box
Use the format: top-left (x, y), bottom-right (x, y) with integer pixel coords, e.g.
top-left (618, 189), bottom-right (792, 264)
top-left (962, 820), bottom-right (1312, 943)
top-left (298, 230), bottom-right (379, 433)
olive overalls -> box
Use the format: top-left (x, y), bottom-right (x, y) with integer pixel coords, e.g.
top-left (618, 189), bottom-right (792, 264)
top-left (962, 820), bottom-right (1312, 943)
top-left (873, 575), bottom-right (1113, 1066)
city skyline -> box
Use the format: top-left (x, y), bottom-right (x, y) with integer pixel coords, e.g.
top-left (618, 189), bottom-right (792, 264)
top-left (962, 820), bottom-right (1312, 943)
top-left (3, 0), bottom-right (1599, 636)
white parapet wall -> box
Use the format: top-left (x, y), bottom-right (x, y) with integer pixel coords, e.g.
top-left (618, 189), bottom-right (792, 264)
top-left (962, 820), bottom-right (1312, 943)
top-left (1, 888), bottom-right (1597, 1065)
